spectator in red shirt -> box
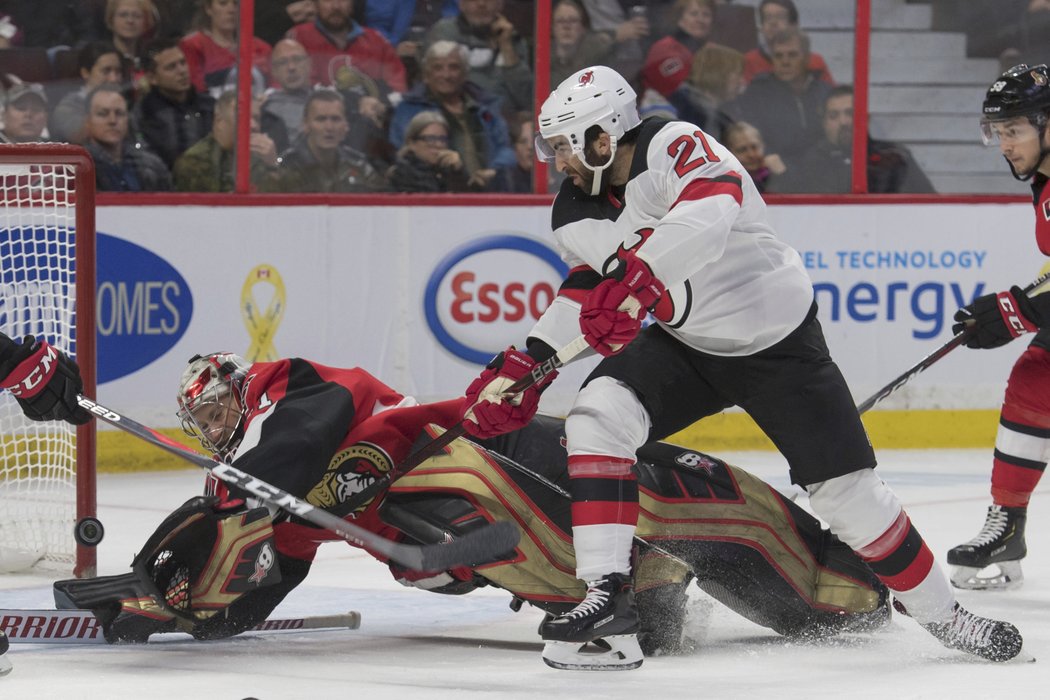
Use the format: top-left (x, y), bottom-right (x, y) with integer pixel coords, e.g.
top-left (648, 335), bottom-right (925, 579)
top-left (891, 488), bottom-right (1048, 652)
top-left (180, 0), bottom-right (273, 96)
top-left (743, 0), bottom-right (832, 84)
top-left (286, 0), bottom-right (407, 97)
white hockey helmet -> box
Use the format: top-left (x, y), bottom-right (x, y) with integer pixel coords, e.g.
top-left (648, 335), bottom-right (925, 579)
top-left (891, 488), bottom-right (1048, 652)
top-left (176, 352), bottom-right (251, 457)
top-left (536, 65), bottom-right (640, 194)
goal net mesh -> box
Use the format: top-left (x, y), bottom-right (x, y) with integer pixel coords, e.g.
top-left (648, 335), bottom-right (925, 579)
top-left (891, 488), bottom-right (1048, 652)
top-left (0, 161), bottom-right (81, 573)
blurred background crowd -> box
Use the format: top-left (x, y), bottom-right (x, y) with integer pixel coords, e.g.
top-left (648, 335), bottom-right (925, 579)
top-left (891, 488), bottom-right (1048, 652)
top-left (0, 0), bottom-right (1045, 195)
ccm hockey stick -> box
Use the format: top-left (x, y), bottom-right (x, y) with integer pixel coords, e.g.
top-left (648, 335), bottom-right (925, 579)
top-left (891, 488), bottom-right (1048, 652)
top-left (2, 609), bottom-right (361, 644)
top-left (333, 334), bottom-right (594, 517)
top-left (75, 396), bottom-right (519, 572)
top-left (856, 270), bottom-right (1050, 414)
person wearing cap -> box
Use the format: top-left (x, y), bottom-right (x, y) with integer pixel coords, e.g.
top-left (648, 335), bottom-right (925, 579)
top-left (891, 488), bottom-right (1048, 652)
top-left (1, 83), bottom-right (49, 144)
top-left (640, 0), bottom-right (720, 100)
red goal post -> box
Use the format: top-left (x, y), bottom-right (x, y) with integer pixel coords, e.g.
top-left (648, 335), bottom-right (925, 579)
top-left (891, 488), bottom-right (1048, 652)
top-left (0, 143), bottom-right (97, 578)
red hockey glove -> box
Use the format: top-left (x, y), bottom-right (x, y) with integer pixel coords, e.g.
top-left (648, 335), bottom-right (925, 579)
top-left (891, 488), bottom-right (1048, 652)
top-left (461, 347), bottom-right (557, 439)
top-left (579, 253), bottom-right (665, 356)
top-left (0, 335), bottom-right (91, 424)
top-left (952, 287), bottom-right (1041, 349)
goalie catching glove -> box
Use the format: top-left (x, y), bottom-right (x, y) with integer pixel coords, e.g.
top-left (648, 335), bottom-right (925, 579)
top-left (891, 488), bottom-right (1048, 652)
top-left (953, 286), bottom-right (1043, 349)
top-left (0, 335), bottom-right (91, 425)
top-left (580, 252), bottom-right (666, 356)
top-left (462, 347), bottom-right (557, 439)
top-left (54, 496), bottom-right (283, 643)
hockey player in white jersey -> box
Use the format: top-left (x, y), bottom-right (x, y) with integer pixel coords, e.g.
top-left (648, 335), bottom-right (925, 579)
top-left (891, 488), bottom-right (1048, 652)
top-left (458, 65), bottom-right (1024, 669)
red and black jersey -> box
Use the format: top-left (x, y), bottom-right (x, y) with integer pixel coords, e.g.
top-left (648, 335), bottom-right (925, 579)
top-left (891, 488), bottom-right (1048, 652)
top-left (209, 358), bottom-right (461, 561)
top-left (1032, 172), bottom-right (1050, 255)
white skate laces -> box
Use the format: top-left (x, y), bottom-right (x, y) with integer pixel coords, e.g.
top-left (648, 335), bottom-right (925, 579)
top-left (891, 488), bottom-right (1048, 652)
top-left (564, 581), bottom-right (613, 620)
top-left (963, 506), bottom-right (1009, 548)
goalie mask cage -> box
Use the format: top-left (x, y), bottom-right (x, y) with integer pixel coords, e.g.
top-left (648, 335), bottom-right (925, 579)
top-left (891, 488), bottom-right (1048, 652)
top-left (0, 143), bottom-right (97, 578)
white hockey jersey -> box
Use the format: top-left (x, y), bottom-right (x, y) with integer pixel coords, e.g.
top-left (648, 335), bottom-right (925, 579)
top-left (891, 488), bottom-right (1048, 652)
top-left (528, 118), bottom-right (815, 357)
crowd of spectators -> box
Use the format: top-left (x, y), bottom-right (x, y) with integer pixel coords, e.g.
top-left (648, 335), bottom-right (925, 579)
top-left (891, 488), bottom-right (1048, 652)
top-left (0, 0), bottom-right (935, 194)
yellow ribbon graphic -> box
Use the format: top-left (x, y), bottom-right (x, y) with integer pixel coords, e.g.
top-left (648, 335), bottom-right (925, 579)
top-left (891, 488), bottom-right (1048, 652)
top-left (241, 264), bottom-right (286, 361)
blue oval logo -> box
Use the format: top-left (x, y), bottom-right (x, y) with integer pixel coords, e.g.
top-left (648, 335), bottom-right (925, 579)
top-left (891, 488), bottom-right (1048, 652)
top-left (96, 233), bottom-right (193, 382)
top-left (424, 235), bottom-right (568, 364)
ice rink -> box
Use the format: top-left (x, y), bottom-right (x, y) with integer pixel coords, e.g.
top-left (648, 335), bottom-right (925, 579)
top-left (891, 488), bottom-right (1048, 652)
top-left (0, 448), bottom-right (1046, 700)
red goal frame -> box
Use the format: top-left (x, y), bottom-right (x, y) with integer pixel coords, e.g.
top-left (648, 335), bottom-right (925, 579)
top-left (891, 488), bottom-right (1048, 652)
top-left (0, 143), bottom-right (97, 577)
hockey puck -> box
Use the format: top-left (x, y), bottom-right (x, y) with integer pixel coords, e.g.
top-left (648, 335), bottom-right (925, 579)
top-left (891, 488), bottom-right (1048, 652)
top-left (74, 517), bottom-right (105, 547)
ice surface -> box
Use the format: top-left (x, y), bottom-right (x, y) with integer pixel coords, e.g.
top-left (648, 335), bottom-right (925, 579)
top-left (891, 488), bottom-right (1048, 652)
top-left (0, 450), bottom-right (1046, 699)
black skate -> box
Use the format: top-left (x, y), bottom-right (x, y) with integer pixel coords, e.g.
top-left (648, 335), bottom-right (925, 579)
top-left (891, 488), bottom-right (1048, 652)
top-left (947, 505), bottom-right (1026, 591)
top-left (922, 603), bottom-right (1023, 662)
top-left (540, 573), bottom-right (643, 670)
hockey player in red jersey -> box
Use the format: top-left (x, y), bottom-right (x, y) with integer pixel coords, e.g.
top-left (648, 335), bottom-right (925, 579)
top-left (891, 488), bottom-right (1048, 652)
top-left (947, 64), bottom-right (1050, 591)
top-left (458, 65), bottom-right (1024, 669)
top-left (56, 352), bottom-right (893, 654)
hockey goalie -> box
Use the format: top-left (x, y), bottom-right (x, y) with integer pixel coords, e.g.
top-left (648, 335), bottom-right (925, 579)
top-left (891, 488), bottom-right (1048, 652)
top-left (55, 353), bottom-right (893, 667)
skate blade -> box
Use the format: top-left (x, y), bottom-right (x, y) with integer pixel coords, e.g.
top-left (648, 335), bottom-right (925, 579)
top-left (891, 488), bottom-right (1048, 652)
top-left (0, 656), bottom-right (11, 677)
top-left (542, 635), bottom-right (644, 671)
top-left (950, 562), bottom-right (1023, 591)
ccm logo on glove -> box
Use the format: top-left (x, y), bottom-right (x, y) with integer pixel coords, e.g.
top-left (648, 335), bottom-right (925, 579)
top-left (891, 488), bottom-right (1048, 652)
top-left (2, 342), bottom-right (59, 398)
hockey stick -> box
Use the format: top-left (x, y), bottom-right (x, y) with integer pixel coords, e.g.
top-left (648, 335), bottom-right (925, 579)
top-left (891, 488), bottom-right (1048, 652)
top-left (333, 334), bottom-right (594, 518)
top-left (855, 271), bottom-right (1050, 414)
top-left (75, 396), bottom-right (519, 572)
top-left (2, 609), bottom-right (361, 644)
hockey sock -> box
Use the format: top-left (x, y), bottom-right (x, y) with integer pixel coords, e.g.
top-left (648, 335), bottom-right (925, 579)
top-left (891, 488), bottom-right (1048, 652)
top-left (854, 511), bottom-right (954, 623)
top-left (991, 407), bottom-right (1048, 507)
top-left (568, 456), bottom-right (639, 581)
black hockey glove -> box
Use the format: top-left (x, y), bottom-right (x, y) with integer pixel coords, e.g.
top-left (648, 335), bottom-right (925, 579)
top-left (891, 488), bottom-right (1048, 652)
top-left (0, 335), bottom-right (91, 424)
top-left (952, 287), bottom-right (1042, 349)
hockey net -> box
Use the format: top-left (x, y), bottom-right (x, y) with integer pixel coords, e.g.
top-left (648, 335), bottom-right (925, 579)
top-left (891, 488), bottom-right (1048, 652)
top-left (0, 143), bottom-right (97, 577)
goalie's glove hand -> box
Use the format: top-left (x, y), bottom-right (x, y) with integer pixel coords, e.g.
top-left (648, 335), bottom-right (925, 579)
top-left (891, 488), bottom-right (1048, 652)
top-left (952, 287), bottom-right (1040, 349)
top-left (462, 347), bottom-right (556, 439)
top-left (0, 335), bottom-right (91, 425)
top-left (580, 252), bottom-right (665, 356)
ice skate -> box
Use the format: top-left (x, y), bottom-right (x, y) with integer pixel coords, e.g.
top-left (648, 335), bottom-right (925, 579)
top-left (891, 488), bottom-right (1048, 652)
top-left (947, 505), bottom-right (1026, 591)
top-left (921, 603), bottom-right (1024, 662)
top-left (540, 573), bottom-right (643, 670)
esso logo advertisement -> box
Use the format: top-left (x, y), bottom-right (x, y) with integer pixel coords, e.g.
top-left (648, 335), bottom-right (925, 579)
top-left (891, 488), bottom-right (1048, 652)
top-left (424, 235), bottom-right (568, 364)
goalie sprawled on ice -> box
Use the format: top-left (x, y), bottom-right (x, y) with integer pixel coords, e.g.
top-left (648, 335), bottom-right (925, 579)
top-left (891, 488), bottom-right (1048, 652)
top-left (56, 353), bottom-right (890, 658)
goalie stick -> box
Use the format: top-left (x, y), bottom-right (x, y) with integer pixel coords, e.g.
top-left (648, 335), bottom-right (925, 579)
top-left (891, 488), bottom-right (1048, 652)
top-left (856, 270), bottom-right (1050, 414)
top-left (333, 334), bottom-right (594, 518)
top-left (1, 609), bottom-right (361, 644)
top-left (75, 396), bottom-right (519, 572)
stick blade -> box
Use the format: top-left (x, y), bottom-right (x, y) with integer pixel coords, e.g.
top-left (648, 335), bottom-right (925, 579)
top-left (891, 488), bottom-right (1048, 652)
top-left (417, 520), bottom-right (521, 571)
